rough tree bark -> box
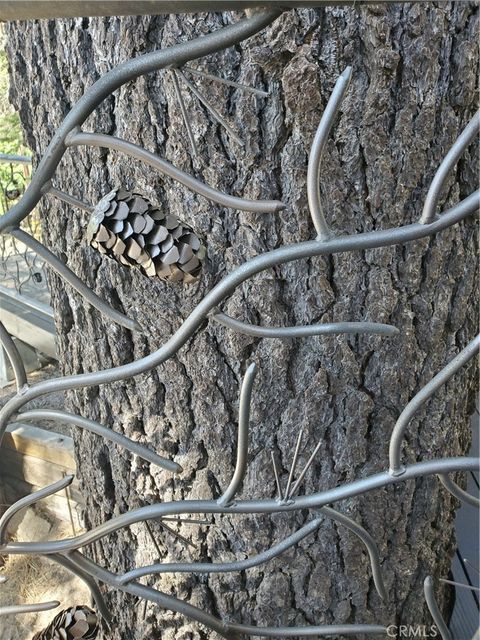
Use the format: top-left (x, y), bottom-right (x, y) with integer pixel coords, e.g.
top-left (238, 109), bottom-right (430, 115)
top-left (6, 4), bottom-right (479, 639)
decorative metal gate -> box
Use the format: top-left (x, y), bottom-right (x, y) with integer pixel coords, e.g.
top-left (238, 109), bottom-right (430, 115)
top-left (0, 4), bottom-right (478, 640)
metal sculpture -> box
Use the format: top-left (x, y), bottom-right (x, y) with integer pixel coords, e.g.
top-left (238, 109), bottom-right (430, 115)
top-left (0, 6), bottom-right (478, 640)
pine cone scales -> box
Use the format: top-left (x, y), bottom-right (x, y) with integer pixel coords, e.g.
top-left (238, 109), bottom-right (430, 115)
top-left (32, 605), bottom-right (98, 639)
top-left (87, 188), bottom-right (205, 283)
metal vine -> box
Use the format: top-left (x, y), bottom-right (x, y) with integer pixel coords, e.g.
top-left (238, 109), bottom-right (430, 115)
top-left (0, 7), bottom-right (478, 640)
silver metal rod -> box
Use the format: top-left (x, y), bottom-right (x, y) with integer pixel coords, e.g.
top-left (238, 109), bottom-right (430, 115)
top-left (212, 313), bottom-right (399, 338)
top-left (320, 506), bottom-right (387, 600)
top-left (3, 457), bottom-right (476, 556)
top-left (218, 363), bottom-right (256, 506)
top-left (307, 67), bottom-right (352, 241)
top-left (0, 1), bottom-right (428, 22)
top-left (67, 130), bottom-right (283, 213)
top-left (439, 578), bottom-right (480, 593)
top-left (118, 517), bottom-right (323, 584)
top-left (183, 66), bottom-right (269, 98)
top-left (0, 601), bottom-right (59, 617)
top-left (226, 622), bottom-right (387, 637)
top-left (438, 473), bottom-right (479, 508)
top-left (285, 428), bottom-right (304, 500)
top-left (18, 409), bottom-right (181, 474)
top-left (47, 186), bottom-right (94, 213)
top-left (389, 335), bottom-right (480, 475)
top-left (271, 451), bottom-right (283, 500)
top-left (0, 153), bottom-right (31, 165)
top-left (290, 439), bottom-right (322, 497)
top-left (420, 111), bottom-right (480, 224)
top-left (10, 228), bottom-right (140, 332)
top-left (50, 553), bottom-right (112, 626)
top-left (423, 576), bottom-right (452, 640)
top-left (0, 320), bottom-right (27, 390)
top-left (175, 68), bottom-right (244, 146)
top-left (0, 192), bottom-right (477, 445)
top-left (0, 475), bottom-right (74, 545)
top-left (66, 551), bottom-right (239, 640)
top-left (0, 9), bottom-right (281, 235)
top-left (171, 70), bottom-right (199, 158)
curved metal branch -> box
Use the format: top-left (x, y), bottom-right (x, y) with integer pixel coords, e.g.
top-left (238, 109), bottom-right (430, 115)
top-left (10, 228), bottom-right (140, 332)
top-left (420, 110), bottom-right (480, 224)
top-left (320, 506), bottom-right (387, 600)
top-left (218, 363), bottom-right (257, 506)
top-left (226, 622), bottom-right (387, 637)
top-left (423, 576), bottom-right (452, 640)
top-left (307, 66), bottom-right (352, 240)
top-left (0, 475), bottom-right (74, 545)
top-left (117, 517), bottom-right (322, 584)
top-left (19, 409), bottom-right (181, 474)
top-left (212, 313), bottom-right (399, 338)
top-left (0, 320), bottom-right (27, 390)
top-left (68, 550), bottom-right (386, 640)
top-left (389, 335), bottom-right (480, 476)
top-left (66, 131), bottom-right (282, 213)
top-left (1, 192), bottom-right (478, 444)
top-left (65, 551), bottom-right (238, 640)
top-left (46, 185), bottom-right (94, 212)
top-left (50, 553), bottom-right (112, 626)
top-left (438, 473), bottom-right (479, 508)
top-left (2, 457), bottom-right (477, 556)
top-left (0, 601), bottom-right (60, 617)
top-left (0, 8), bottom-right (282, 234)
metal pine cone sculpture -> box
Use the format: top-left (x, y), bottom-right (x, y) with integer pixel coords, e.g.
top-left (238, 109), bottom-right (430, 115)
top-left (32, 605), bottom-right (98, 640)
top-left (87, 188), bottom-right (205, 283)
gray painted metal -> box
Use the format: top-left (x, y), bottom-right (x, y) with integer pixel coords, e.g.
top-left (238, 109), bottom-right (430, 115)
top-left (0, 1), bottom-right (425, 21)
top-left (0, 6), bottom-right (478, 637)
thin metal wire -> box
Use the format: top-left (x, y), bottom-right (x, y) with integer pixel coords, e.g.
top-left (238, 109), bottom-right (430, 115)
top-left (0, 601), bottom-right (60, 617)
top-left (175, 68), bottom-right (244, 146)
top-left (419, 110), bottom-right (480, 224)
top-left (0, 475), bottom-right (74, 545)
top-left (289, 439), bottom-right (322, 497)
top-left (170, 69), bottom-right (199, 158)
top-left (11, 228), bottom-right (141, 332)
top-left (439, 578), bottom-right (480, 593)
top-left (46, 185), bottom-right (94, 213)
top-left (307, 66), bottom-right (352, 240)
top-left (183, 65), bottom-right (269, 97)
top-left (389, 335), bottom-right (480, 476)
top-left (19, 409), bottom-right (181, 473)
top-left (271, 451), bottom-right (283, 500)
top-left (0, 320), bottom-right (27, 389)
top-left (284, 428), bottom-right (304, 500)
top-left (66, 130), bottom-right (282, 213)
top-left (212, 312), bottom-right (399, 338)
top-left (423, 576), bottom-right (452, 640)
top-left (218, 363), bottom-right (256, 505)
top-left (438, 473), bottom-right (480, 508)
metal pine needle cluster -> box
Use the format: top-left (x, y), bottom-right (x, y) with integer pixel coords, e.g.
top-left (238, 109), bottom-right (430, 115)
top-left (87, 187), bottom-right (205, 283)
top-left (32, 605), bottom-right (99, 640)
top-left (0, 6), bottom-right (478, 640)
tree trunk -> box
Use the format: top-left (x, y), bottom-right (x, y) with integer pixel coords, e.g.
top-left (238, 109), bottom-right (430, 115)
top-left (6, 4), bottom-right (478, 639)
